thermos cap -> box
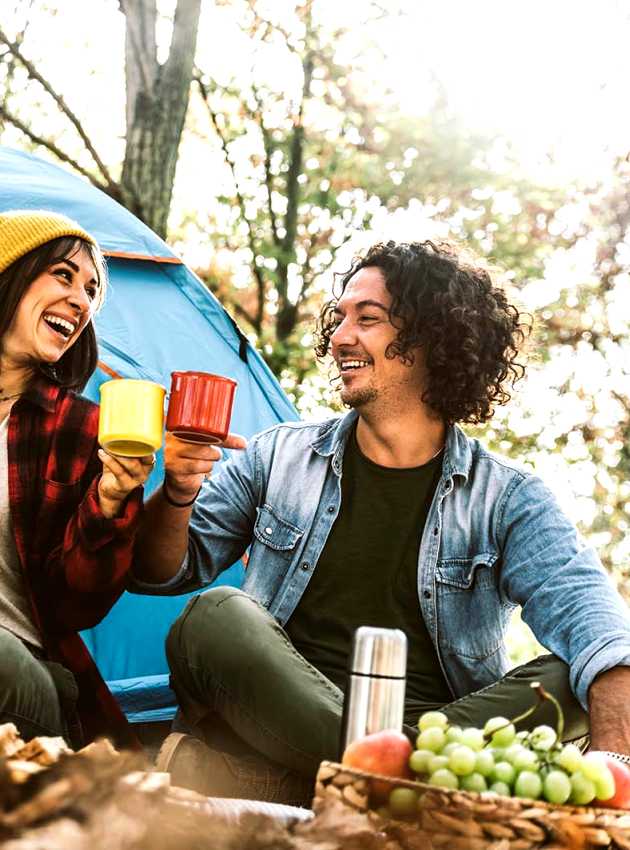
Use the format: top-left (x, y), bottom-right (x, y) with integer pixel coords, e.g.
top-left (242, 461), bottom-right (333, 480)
top-left (350, 626), bottom-right (407, 678)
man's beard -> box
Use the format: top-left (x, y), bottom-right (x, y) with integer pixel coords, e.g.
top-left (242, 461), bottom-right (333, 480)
top-left (340, 385), bottom-right (378, 408)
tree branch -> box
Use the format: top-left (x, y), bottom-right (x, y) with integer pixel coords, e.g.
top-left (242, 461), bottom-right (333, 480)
top-left (251, 83), bottom-right (280, 246)
top-left (195, 72), bottom-right (266, 332)
top-left (0, 103), bottom-right (110, 190)
top-left (244, 0), bottom-right (298, 53)
top-left (161, 0), bottom-right (202, 104)
top-left (0, 2), bottom-right (33, 125)
top-left (0, 26), bottom-right (118, 192)
top-left (232, 300), bottom-right (258, 330)
top-left (279, 50), bottom-right (314, 299)
top-left (296, 233), bottom-right (352, 309)
top-left (118, 0), bottom-right (157, 91)
top-left (612, 390), bottom-right (630, 418)
top-left (119, 0), bottom-right (158, 136)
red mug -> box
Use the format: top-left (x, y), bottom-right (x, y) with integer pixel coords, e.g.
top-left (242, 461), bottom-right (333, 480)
top-left (166, 371), bottom-right (237, 444)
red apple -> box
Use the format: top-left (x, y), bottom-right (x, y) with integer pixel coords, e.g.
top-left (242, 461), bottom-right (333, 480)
top-left (342, 729), bottom-right (413, 799)
top-left (589, 752), bottom-right (630, 809)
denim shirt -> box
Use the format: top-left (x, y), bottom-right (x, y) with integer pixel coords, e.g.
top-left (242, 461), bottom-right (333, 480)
top-left (145, 410), bottom-right (630, 709)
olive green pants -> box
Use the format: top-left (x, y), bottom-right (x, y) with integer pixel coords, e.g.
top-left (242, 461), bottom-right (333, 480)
top-left (0, 627), bottom-right (78, 741)
top-left (166, 587), bottom-right (588, 804)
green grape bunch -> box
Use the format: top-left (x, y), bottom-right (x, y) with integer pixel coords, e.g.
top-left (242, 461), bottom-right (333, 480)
top-left (389, 683), bottom-right (618, 815)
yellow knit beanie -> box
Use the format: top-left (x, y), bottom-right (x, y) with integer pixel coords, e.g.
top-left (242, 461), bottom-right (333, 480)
top-left (0, 209), bottom-right (97, 275)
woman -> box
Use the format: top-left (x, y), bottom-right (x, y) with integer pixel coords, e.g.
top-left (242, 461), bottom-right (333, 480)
top-left (0, 209), bottom-right (153, 748)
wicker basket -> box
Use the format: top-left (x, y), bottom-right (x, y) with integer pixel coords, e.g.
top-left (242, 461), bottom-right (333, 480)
top-left (313, 761), bottom-right (630, 849)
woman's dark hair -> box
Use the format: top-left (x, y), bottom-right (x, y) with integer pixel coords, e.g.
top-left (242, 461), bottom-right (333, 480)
top-left (316, 239), bottom-right (531, 425)
top-left (0, 236), bottom-right (107, 392)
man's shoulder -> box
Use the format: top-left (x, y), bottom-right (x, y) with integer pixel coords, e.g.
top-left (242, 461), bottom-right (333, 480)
top-left (252, 415), bottom-right (342, 446)
top-left (455, 433), bottom-right (563, 522)
top-left (463, 432), bottom-right (532, 488)
top-left (472, 440), bottom-right (528, 474)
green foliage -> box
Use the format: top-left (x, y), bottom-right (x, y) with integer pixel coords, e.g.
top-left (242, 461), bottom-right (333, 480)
top-left (192, 1), bottom-right (567, 375)
top-left (506, 610), bottom-right (544, 667)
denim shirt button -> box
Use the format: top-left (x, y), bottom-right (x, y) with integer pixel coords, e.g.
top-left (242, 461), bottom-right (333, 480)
top-left (264, 526), bottom-right (273, 535)
top-left (327, 506), bottom-right (335, 513)
top-left (301, 562), bottom-right (310, 571)
top-left (423, 590), bottom-right (431, 599)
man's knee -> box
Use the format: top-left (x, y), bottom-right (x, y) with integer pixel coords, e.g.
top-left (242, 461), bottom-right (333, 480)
top-left (166, 587), bottom-right (278, 676)
top-left (167, 587), bottom-right (270, 672)
top-left (169, 587), bottom-right (265, 646)
top-left (166, 588), bottom-right (273, 718)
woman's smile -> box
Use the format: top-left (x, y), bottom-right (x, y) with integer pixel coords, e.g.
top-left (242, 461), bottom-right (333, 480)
top-left (2, 248), bottom-right (97, 367)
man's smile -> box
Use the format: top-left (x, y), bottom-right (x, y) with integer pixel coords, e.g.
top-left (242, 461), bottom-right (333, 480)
top-left (339, 358), bottom-right (372, 374)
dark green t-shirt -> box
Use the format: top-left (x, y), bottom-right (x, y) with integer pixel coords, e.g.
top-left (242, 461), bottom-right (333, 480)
top-left (285, 427), bottom-right (452, 710)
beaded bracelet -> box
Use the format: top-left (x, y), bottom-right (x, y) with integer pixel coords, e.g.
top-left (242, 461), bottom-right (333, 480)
top-left (601, 750), bottom-right (630, 764)
top-left (162, 479), bottom-right (201, 508)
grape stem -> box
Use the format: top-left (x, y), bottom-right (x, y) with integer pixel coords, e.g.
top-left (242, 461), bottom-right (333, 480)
top-left (530, 681), bottom-right (565, 743)
top-left (482, 681), bottom-right (565, 743)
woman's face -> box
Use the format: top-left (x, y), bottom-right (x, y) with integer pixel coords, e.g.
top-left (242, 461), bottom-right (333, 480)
top-left (2, 245), bottom-right (99, 368)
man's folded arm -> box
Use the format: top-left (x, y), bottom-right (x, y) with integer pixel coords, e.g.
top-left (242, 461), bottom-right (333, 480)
top-left (499, 473), bottom-right (630, 723)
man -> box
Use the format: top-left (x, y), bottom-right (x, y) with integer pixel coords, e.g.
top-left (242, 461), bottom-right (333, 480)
top-left (133, 240), bottom-right (630, 806)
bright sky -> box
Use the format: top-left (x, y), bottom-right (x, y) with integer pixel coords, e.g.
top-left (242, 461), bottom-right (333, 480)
top-left (340, 0), bottom-right (630, 183)
top-left (5, 0), bottom-right (630, 187)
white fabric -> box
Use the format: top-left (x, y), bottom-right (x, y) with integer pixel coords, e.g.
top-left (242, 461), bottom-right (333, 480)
top-left (0, 415), bottom-right (42, 647)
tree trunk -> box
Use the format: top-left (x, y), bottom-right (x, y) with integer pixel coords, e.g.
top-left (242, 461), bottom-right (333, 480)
top-left (274, 50), bottom-right (314, 348)
top-left (120, 0), bottom-right (201, 238)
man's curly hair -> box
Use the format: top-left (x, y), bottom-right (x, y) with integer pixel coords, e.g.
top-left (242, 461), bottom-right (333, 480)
top-left (315, 240), bottom-right (531, 425)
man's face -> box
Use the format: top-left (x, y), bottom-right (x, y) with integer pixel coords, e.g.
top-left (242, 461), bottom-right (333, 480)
top-left (330, 266), bottom-right (426, 410)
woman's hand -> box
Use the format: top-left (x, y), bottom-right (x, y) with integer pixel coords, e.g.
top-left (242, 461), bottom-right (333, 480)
top-left (97, 449), bottom-right (155, 519)
top-left (162, 431), bottom-right (247, 506)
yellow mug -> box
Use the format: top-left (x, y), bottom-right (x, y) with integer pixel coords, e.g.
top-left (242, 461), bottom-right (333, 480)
top-left (98, 378), bottom-right (166, 457)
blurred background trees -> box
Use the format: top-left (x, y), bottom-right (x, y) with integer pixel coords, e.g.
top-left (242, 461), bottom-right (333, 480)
top-left (1, 0), bottom-right (629, 650)
top-left (188, 1), bottom-right (522, 384)
top-left (0, 0), bottom-right (202, 237)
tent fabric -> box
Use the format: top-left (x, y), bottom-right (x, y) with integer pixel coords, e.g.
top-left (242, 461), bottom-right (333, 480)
top-left (0, 146), bottom-right (298, 723)
top-left (0, 148), bottom-right (175, 259)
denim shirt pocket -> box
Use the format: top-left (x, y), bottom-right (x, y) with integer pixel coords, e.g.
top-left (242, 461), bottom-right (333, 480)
top-left (253, 505), bottom-right (303, 551)
top-left (247, 505), bottom-right (305, 609)
top-left (435, 552), bottom-right (503, 660)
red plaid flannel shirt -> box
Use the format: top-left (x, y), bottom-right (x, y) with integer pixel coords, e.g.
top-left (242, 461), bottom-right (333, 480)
top-left (7, 377), bottom-right (142, 748)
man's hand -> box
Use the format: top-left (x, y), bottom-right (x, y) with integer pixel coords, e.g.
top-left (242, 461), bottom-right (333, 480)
top-left (588, 666), bottom-right (630, 755)
top-left (97, 450), bottom-right (155, 518)
top-left (163, 431), bottom-right (247, 504)
top-left (133, 432), bottom-right (247, 585)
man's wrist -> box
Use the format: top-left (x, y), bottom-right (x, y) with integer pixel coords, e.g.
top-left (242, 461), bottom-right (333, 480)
top-left (588, 666), bottom-right (630, 754)
top-left (163, 477), bottom-right (201, 508)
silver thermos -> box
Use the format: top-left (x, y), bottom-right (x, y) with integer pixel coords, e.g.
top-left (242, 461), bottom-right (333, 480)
top-left (339, 626), bottom-right (408, 757)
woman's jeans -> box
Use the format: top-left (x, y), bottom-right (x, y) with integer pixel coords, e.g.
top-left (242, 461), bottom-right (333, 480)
top-left (0, 626), bottom-right (78, 741)
top-left (166, 587), bottom-right (589, 805)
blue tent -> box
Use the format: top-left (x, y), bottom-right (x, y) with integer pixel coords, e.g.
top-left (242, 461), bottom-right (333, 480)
top-left (0, 146), bottom-right (298, 724)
